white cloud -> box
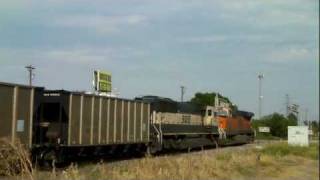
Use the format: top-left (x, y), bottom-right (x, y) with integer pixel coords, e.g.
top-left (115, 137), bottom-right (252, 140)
top-left (43, 48), bottom-right (113, 63)
top-left (216, 0), bottom-right (317, 27)
top-left (0, 1), bottom-right (29, 10)
top-left (0, 46), bottom-right (147, 65)
top-left (52, 14), bottom-right (147, 34)
top-left (43, 47), bottom-right (146, 63)
top-left (266, 47), bottom-right (317, 63)
top-left (180, 34), bottom-right (273, 44)
top-left (180, 36), bottom-right (227, 43)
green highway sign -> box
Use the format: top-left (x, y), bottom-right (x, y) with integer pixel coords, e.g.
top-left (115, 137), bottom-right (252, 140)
top-left (94, 70), bottom-right (112, 92)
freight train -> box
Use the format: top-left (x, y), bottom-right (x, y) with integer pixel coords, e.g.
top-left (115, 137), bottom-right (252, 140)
top-left (0, 82), bottom-right (254, 165)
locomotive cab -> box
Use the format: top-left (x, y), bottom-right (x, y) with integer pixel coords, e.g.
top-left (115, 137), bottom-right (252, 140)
top-left (203, 106), bottom-right (217, 127)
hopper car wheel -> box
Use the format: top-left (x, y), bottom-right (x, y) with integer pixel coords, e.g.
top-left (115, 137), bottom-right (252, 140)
top-left (146, 142), bottom-right (162, 156)
top-left (38, 149), bottom-right (62, 169)
top-left (209, 135), bottom-right (219, 149)
top-left (214, 139), bottom-right (219, 149)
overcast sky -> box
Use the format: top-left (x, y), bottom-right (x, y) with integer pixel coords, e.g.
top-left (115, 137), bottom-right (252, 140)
top-left (0, 0), bottom-right (318, 120)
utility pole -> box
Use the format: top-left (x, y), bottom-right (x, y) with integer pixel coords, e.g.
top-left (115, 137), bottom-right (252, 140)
top-left (180, 86), bottom-right (185, 103)
top-left (258, 74), bottom-right (264, 119)
top-left (25, 65), bottom-right (35, 86)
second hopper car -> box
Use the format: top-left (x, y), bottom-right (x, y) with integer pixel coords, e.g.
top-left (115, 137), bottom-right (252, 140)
top-left (33, 90), bottom-right (150, 163)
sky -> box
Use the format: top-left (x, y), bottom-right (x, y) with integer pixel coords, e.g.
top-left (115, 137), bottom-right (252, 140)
top-left (0, 0), bottom-right (318, 120)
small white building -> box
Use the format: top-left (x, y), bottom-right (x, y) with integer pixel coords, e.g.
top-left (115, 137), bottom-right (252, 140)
top-left (288, 126), bottom-right (309, 146)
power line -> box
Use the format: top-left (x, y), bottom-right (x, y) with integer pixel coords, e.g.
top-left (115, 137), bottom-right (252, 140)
top-left (25, 65), bottom-right (35, 86)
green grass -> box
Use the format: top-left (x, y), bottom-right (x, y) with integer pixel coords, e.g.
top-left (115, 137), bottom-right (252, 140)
top-left (254, 133), bottom-right (282, 140)
top-left (260, 142), bottom-right (319, 160)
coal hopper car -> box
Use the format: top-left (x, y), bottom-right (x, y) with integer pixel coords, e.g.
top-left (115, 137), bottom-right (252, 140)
top-left (33, 90), bottom-right (151, 163)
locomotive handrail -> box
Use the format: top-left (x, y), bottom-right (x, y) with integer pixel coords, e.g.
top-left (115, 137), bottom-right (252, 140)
top-left (159, 118), bottom-right (163, 145)
top-left (152, 111), bottom-right (163, 145)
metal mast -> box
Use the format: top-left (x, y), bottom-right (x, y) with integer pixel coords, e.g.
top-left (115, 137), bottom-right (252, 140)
top-left (258, 74), bottom-right (264, 119)
top-left (180, 86), bottom-right (185, 103)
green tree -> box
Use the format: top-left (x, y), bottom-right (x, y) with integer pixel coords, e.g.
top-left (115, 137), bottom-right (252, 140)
top-left (311, 121), bottom-right (319, 136)
top-left (303, 120), bottom-right (319, 136)
top-left (266, 113), bottom-right (288, 137)
top-left (190, 92), bottom-right (237, 110)
top-left (190, 92), bottom-right (216, 107)
top-left (287, 113), bottom-right (298, 125)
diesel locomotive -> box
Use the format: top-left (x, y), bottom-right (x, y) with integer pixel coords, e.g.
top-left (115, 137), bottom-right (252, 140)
top-left (0, 82), bottom-right (254, 165)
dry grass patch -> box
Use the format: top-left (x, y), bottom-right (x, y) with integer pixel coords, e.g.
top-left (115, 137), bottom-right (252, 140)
top-left (0, 138), bottom-right (33, 180)
top-left (48, 143), bottom-right (318, 180)
top-left (4, 142), bottom-right (319, 180)
top-left (48, 149), bottom-right (279, 180)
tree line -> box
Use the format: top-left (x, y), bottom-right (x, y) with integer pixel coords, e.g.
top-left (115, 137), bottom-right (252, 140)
top-left (252, 113), bottom-right (319, 138)
top-left (251, 113), bottom-right (298, 138)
